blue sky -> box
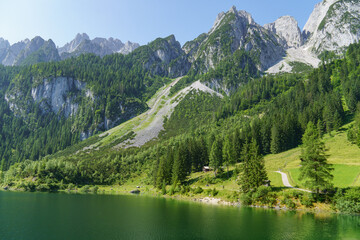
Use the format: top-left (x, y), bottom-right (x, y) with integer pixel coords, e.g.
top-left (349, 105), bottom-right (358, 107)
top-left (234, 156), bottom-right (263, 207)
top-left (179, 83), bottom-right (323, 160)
top-left (0, 0), bottom-right (320, 47)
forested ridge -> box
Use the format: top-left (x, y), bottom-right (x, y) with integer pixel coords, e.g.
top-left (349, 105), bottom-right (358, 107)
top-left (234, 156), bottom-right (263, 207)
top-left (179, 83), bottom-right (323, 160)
top-left (0, 43), bottom-right (180, 169)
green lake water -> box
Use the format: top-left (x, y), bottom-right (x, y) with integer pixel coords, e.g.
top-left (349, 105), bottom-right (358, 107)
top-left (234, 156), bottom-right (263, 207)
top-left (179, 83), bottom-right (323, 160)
top-left (0, 191), bottom-right (359, 240)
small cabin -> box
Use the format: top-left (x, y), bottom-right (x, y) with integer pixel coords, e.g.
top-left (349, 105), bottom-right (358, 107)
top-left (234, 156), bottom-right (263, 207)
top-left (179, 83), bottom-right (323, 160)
top-left (263, 180), bottom-right (271, 187)
top-left (203, 166), bottom-right (212, 172)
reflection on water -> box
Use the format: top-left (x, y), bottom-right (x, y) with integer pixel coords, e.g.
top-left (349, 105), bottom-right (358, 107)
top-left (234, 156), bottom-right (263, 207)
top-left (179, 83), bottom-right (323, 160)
top-left (0, 191), bottom-right (359, 240)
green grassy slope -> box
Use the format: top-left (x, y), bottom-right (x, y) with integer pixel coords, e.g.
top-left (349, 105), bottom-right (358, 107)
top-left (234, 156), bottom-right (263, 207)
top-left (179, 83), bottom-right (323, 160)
top-left (265, 123), bottom-right (360, 188)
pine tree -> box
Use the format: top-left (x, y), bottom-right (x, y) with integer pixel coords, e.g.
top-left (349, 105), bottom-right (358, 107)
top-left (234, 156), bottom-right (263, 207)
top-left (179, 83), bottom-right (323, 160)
top-left (239, 139), bottom-right (267, 192)
top-left (209, 138), bottom-right (223, 177)
top-left (222, 135), bottom-right (234, 177)
top-left (172, 143), bottom-right (187, 184)
top-left (270, 124), bottom-right (281, 154)
top-left (299, 121), bottom-right (333, 198)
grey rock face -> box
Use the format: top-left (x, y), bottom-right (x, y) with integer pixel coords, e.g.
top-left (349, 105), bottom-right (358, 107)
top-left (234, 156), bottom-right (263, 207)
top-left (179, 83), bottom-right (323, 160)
top-left (1, 39), bottom-right (29, 66)
top-left (58, 33), bottom-right (90, 55)
top-left (1, 37), bottom-right (59, 66)
top-left (31, 77), bottom-right (88, 118)
top-left (59, 33), bottom-right (140, 59)
top-left (303, 0), bottom-right (338, 40)
top-left (141, 35), bottom-right (191, 78)
top-left (0, 38), bottom-right (10, 62)
top-left (264, 16), bottom-right (303, 48)
top-left (303, 0), bottom-right (360, 54)
top-left (119, 41), bottom-right (140, 55)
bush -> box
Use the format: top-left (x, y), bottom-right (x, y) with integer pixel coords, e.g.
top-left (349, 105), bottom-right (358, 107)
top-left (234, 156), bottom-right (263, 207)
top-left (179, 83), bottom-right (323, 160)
top-left (253, 186), bottom-right (271, 202)
top-left (67, 183), bottom-right (75, 191)
top-left (180, 185), bottom-right (190, 195)
top-left (240, 192), bottom-right (253, 205)
top-left (193, 186), bottom-right (204, 194)
top-left (335, 188), bottom-right (360, 214)
top-left (283, 198), bottom-right (296, 209)
top-left (36, 184), bottom-right (50, 192)
top-left (211, 188), bottom-right (219, 196)
top-left (90, 186), bottom-right (99, 194)
top-left (80, 185), bottom-right (90, 193)
top-left (161, 181), bottom-right (167, 195)
top-left (300, 193), bottom-right (314, 207)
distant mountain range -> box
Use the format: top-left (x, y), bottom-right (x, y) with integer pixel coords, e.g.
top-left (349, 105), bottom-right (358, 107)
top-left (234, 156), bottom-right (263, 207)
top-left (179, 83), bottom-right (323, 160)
top-left (1, 0), bottom-right (360, 73)
top-left (0, 33), bottom-right (139, 66)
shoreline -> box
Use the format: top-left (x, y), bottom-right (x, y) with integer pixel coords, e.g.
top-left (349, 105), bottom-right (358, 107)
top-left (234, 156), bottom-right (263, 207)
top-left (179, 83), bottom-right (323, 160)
top-left (0, 185), bottom-right (340, 215)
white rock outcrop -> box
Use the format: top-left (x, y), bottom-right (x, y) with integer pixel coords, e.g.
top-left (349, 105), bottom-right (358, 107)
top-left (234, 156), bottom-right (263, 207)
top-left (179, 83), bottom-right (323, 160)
top-left (31, 77), bottom-right (88, 118)
top-left (264, 16), bottom-right (303, 48)
top-left (58, 33), bottom-right (140, 59)
top-left (303, 0), bottom-right (360, 54)
top-left (302, 0), bottom-right (338, 40)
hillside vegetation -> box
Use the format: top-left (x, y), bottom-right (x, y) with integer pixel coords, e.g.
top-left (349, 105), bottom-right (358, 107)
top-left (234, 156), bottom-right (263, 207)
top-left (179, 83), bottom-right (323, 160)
top-left (1, 40), bottom-right (360, 214)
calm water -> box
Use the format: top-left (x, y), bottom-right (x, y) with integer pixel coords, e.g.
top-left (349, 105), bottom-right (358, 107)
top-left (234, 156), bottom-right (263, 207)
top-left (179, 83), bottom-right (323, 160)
top-left (0, 191), bottom-right (359, 240)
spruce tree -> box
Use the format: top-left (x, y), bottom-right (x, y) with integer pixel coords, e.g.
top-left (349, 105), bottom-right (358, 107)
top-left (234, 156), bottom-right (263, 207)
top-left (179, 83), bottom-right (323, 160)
top-left (222, 135), bottom-right (234, 176)
top-left (239, 139), bottom-right (267, 192)
top-left (299, 121), bottom-right (333, 198)
top-left (270, 124), bottom-right (281, 154)
top-left (209, 138), bottom-right (223, 177)
top-left (172, 144), bottom-right (187, 184)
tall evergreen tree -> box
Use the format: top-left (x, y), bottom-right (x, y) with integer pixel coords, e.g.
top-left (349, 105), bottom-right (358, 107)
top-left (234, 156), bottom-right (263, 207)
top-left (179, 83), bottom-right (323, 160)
top-left (222, 135), bottom-right (234, 176)
top-left (270, 124), bottom-right (281, 154)
top-left (239, 139), bottom-right (267, 192)
top-left (209, 138), bottom-right (223, 177)
top-left (299, 122), bottom-right (333, 198)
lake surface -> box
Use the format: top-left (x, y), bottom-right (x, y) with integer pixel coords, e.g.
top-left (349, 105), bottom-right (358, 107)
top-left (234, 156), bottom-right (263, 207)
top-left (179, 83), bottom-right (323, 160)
top-left (0, 191), bottom-right (359, 240)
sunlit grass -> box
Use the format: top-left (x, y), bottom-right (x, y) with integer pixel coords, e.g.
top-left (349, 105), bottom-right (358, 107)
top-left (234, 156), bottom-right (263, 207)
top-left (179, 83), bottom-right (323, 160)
top-left (265, 122), bottom-right (360, 188)
top-left (289, 164), bottom-right (360, 188)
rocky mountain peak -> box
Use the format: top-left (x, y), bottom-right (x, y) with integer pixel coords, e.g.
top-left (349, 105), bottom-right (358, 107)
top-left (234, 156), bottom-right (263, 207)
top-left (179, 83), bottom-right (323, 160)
top-left (75, 33), bottom-right (90, 42)
top-left (58, 33), bottom-right (89, 55)
top-left (0, 38), bottom-right (10, 50)
top-left (59, 33), bottom-right (139, 59)
top-left (303, 0), bottom-right (360, 54)
top-left (303, 0), bottom-right (338, 39)
top-left (229, 5), bottom-right (238, 14)
top-left (264, 15), bottom-right (303, 48)
top-left (119, 41), bottom-right (140, 55)
top-left (28, 36), bottom-right (45, 49)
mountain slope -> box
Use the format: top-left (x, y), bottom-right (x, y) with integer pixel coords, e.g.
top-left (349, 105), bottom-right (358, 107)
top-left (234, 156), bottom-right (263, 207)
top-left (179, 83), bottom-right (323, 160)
top-left (58, 33), bottom-right (140, 59)
top-left (0, 34), bottom-right (140, 66)
top-left (303, 0), bottom-right (360, 54)
top-left (264, 16), bottom-right (303, 48)
top-left (186, 6), bottom-right (285, 73)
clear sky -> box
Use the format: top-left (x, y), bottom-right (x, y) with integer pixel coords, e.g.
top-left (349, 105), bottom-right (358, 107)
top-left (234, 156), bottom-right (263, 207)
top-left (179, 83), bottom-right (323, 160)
top-left (0, 0), bottom-right (320, 47)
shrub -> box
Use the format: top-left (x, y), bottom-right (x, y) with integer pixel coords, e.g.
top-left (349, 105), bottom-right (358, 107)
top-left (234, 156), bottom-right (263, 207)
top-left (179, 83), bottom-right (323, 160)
top-left (80, 185), bottom-right (90, 193)
top-left (300, 193), bottom-right (314, 207)
top-left (193, 186), bottom-right (204, 194)
top-left (36, 184), bottom-right (50, 192)
top-left (67, 183), bottom-right (75, 191)
top-left (161, 181), bottom-right (167, 195)
top-left (211, 188), bottom-right (219, 196)
top-left (335, 188), bottom-right (360, 214)
top-left (90, 186), bottom-right (99, 194)
top-left (180, 185), bottom-right (190, 195)
top-left (252, 186), bottom-right (272, 204)
top-left (283, 198), bottom-right (296, 209)
top-left (240, 192), bottom-right (253, 205)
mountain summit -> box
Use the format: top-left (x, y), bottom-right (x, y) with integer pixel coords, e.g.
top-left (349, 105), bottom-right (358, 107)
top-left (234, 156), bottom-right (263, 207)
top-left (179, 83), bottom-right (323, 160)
top-left (0, 34), bottom-right (140, 66)
top-left (58, 33), bottom-right (140, 59)
top-left (184, 6), bottom-right (285, 72)
top-left (303, 0), bottom-right (360, 54)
